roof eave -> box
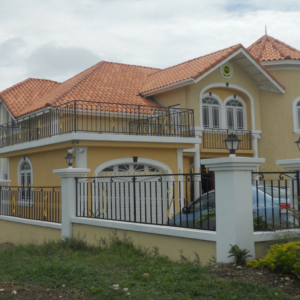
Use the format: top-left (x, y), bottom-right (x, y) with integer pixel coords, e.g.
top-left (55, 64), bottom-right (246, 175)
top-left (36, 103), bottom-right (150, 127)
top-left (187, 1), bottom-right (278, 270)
top-left (141, 48), bottom-right (285, 97)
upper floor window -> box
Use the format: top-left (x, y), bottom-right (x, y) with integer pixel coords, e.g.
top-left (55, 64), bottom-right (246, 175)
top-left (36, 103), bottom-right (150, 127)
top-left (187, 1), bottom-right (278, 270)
top-left (226, 100), bottom-right (244, 130)
top-left (297, 101), bottom-right (300, 129)
top-left (202, 97), bottom-right (220, 129)
top-left (292, 97), bottom-right (300, 133)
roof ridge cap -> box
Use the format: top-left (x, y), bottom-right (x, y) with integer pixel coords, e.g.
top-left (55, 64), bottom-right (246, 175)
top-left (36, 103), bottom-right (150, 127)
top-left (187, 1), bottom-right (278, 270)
top-left (104, 61), bottom-right (160, 70)
top-left (0, 78), bottom-right (34, 96)
top-left (146, 44), bottom-right (242, 78)
top-left (269, 38), bottom-right (290, 59)
top-left (254, 35), bottom-right (267, 60)
top-left (45, 61), bottom-right (107, 106)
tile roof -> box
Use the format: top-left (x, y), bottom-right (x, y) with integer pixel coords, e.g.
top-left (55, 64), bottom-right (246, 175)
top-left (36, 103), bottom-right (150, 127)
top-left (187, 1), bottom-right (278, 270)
top-left (0, 78), bottom-right (60, 118)
top-left (247, 35), bottom-right (300, 62)
top-left (140, 44), bottom-right (243, 94)
top-left (3, 62), bottom-right (160, 118)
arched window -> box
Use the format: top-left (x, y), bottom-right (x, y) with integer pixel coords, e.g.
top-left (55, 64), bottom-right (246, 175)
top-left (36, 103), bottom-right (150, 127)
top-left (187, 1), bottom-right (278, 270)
top-left (202, 97), bottom-right (220, 129)
top-left (20, 161), bottom-right (32, 186)
top-left (296, 101), bottom-right (300, 130)
top-left (226, 99), bottom-right (244, 130)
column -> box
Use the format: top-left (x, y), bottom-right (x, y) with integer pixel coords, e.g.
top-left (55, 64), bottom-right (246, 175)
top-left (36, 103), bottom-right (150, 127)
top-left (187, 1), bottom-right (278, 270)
top-left (202, 156), bottom-right (265, 263)
top-left (194, 143), bottom-right (201, 199)
top-left (53, 167), bottom-right (90, 239)
top-left (176, 149), bottom-right (184, 208)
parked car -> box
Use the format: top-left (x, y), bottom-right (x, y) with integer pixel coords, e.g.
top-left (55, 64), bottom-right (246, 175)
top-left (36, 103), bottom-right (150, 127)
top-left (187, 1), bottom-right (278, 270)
top-left (167, 185), bottom-right (291, 230)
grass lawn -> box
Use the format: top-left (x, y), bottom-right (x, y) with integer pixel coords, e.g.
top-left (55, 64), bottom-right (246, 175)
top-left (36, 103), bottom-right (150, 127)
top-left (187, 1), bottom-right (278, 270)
top-left (0, 234), bottom-right (295, 300)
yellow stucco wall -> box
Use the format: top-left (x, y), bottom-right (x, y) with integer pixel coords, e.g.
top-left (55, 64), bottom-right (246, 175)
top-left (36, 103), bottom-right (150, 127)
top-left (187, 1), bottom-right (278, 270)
top-left (258, 69), bottom-right (300, 168)
top-left (73, 223), bottom-right (216, 263)
top-left (255, 241), bottom-right (276, 259)
top-left (0, 220), bottom-right (61, 245)
top-left (152, 59), bottom-right (261, 131)
top-left (6, 141), bottom-right (190, 186)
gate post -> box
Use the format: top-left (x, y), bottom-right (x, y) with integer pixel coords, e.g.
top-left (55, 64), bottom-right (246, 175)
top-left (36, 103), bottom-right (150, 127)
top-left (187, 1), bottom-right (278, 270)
top-left (202, 157), bottom-right (265, 263)
top-left (53, 168), bottom-right (90, 239)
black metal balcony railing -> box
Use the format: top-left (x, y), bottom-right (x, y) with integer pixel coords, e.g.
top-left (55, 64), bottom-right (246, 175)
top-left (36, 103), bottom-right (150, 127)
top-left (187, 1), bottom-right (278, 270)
top-left (0, 100), bottom-right (195, 148)
top-left (202, 129), bottom-right (252, 150)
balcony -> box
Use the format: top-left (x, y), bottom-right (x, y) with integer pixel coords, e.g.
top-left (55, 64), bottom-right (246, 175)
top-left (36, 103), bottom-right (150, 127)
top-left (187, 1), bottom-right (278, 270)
top-left (0, 100), bottom-right (195, 148)
top-left (202, 129), bottom-right (252, 150)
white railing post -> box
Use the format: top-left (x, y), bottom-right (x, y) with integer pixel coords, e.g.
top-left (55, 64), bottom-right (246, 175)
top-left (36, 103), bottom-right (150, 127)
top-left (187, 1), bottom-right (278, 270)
top-left (202, 157), bottom-right (265, 263)
top-left (53, 168), bottom-right (90, 239)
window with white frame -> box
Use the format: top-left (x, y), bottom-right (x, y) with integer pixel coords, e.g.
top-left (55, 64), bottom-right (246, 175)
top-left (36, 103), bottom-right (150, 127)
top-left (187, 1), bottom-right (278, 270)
top-left (226, 99), bottom-right (244, 130)
top-left (202, 97), bottom-right (220, 129)
top-left (18, 158), bottom-right (33, 206)
top-left (297, 101), bottom-right (300, 130)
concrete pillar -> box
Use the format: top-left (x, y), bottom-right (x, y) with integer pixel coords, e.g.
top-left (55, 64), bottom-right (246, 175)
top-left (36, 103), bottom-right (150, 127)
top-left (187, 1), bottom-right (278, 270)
top-left (75, 146), bottom-right (87, 168)
top-left (176, 149), bottom-right (184, 208)
top-left (194, 143), bottom-right (201, 199)
top-left (53, 168), bottom-right (90, 239)
top-left (202, 156), bottom-right (265, 263)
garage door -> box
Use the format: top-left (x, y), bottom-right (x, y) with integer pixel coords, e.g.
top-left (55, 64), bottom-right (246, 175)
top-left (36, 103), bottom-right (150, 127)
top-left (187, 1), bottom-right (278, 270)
top-left (88, 163), bottom-right (173, 224)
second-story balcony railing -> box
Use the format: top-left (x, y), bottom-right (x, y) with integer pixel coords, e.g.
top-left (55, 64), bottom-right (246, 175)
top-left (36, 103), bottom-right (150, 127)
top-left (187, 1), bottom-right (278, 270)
top-left (202, 129), bottom-right (252, 150)
top-left (0, 100), bottom-right (195, 149)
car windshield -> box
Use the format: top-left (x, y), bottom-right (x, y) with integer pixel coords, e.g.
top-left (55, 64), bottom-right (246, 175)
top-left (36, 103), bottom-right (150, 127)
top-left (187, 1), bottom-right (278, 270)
top-left (258, 187), bottom-right (289, 198)
top-left (191, 192), bottom-right (215, 212)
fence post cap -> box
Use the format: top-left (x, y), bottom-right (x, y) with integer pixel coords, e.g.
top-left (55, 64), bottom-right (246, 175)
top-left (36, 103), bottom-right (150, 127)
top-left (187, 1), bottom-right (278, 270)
top-left (276, 158), bottom-right (300, 171)
top-left (53, 168), bottom-right (90, 178)
top-left (202, 157), bottom-right (265, 172)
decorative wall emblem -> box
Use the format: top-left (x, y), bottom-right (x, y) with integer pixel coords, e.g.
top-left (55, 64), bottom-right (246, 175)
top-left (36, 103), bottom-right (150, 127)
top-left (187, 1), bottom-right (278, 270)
top-left (220, 62), bottom-right (233, 79)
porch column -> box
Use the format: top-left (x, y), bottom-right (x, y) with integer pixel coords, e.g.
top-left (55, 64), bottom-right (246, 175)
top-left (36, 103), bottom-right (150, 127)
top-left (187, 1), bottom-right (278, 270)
top-left (177, 149), bottom-right (184, 208)
top-left (277, 159), bottom-right (300, 226)
top-left (53, 167), bottom-right (90, 239)
top-left (202, 156), bottom-right (265, 263)
top-left (194, 143), bottom-right (201, 199)
top-left (75, 146), bottom-right (87, 168)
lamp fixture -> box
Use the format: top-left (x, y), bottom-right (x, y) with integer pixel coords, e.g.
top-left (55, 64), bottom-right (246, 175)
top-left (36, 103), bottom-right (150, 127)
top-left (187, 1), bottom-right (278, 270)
top-left (223, 134), bottom-right (242, 156)
top-left (65, 153), bottom-right (75, 168)
top-left (295, 137), bottom-right (300, 151)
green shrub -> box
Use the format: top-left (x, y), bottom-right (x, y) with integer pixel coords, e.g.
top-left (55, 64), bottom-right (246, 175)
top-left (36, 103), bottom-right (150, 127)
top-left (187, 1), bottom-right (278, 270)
top-left (228, 244), bottom-right (252, 266)
top-left (247, 241), bottom-right (300, 278)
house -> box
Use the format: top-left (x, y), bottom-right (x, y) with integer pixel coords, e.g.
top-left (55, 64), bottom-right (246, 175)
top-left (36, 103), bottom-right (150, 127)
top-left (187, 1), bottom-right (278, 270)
top-left (0, 34), bottom-right (299, 195)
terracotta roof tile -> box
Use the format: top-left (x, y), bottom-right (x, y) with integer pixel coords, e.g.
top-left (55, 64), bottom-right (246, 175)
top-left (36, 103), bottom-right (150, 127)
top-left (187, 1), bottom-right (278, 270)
top-left (247, 35), bottom-right (300, 62)
top-left (140, 44), bottom-right (243, 94)
top-left (0, 78), bottom-right (60, 118)
top-left (3, 62), bottom-right (160, 118)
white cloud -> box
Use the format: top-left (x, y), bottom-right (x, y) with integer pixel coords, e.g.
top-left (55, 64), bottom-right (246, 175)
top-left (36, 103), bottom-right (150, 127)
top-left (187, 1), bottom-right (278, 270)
top-left (0, 0), bottom-right (299, 90)
top-left (26, 43), bottom-right (101, 81)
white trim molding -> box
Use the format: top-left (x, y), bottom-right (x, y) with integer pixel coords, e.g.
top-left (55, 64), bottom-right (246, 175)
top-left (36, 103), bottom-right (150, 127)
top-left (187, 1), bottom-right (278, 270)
top-left (94, 157), bottom-right (174, 176)
top-left (292, 96), bottom-right (300, 134)
top-left (0, 132), bottom-right (202, 155)
top-left (141, 48), bottom-right (285, 97)
top-left (262, 60), bottom-right (300, 71)
top-left (0, 215), bottom-right (62, 229)
top-left (71, 217), bottom-right (217, 242)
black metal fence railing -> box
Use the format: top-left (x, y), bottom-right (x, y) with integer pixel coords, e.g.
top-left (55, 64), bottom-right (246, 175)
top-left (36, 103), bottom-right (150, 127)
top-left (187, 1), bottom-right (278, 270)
top-left (0, 186), bottom-right (61, 223)
top-left (252, 171), bottom-right (300, 231)
top-left (203, 129), bottom-right (252, 150)
top-left (0, 101), bottom-right (195, 148)
top-left (75, 173), bottom-right (216, 231)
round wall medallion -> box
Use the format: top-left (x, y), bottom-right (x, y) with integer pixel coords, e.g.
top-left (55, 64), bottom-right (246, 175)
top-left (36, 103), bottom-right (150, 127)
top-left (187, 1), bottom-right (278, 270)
top-left (220, 62), bottom-right (233, 78)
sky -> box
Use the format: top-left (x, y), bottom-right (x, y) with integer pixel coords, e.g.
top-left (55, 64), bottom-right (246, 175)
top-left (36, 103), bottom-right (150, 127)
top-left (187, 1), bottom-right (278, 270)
top-left (0, 0), bottom-right (300, 91)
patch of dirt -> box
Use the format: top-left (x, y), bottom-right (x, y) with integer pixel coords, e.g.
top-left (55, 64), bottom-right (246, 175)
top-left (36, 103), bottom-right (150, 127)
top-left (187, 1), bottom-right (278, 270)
top-left (0, 243), bottom-right (15, 249)
top-left (0, 282), bottom-right (85, 299)
top-left (208, 263), bottom-right (300, 298)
